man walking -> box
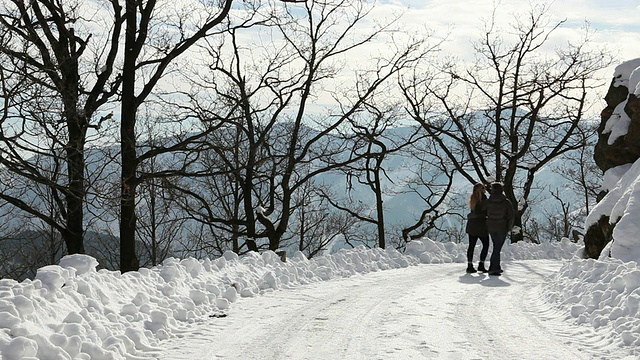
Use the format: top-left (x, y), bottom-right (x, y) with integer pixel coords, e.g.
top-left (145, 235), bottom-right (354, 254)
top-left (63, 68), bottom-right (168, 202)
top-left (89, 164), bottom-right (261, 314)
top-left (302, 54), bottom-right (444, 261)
top-left (486, 182), bottom-right (515, 276)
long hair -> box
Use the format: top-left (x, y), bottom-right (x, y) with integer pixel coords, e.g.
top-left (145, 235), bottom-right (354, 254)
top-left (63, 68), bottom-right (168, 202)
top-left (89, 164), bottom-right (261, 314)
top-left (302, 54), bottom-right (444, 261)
top-left (469, 183), bottom-right (485, 210)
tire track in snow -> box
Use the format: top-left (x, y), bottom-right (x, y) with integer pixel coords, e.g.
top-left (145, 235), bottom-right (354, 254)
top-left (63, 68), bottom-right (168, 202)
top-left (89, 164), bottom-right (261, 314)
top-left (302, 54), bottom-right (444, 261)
top-left (159, 260), bottom-right (619, 360)
top-left (456, 260), bottom-right (591, 360)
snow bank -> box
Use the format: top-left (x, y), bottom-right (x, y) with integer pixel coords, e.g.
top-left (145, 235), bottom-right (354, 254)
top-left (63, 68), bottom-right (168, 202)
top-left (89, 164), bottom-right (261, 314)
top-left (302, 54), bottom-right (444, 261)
top-left (603, 163), bottom-right (633, 193)
top-left (405, 237), bottom-right (581, 263)
top-left (0, 237), bottom-right (613, 359)
top-left (0, 247), bottom-right (417, 359)
top-left (409, 235), bottom-right (640, 352)
top-left (542, 258), bottom-right (640, 348)
top-left (586, 158), bottom-right (640, 263)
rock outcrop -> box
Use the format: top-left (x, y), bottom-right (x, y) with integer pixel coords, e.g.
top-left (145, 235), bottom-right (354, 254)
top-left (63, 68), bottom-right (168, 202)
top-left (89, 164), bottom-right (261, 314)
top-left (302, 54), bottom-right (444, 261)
top-left (585, 59), bottom-right (640, 258)
top-left (594, 91), bottom-right (640, 171)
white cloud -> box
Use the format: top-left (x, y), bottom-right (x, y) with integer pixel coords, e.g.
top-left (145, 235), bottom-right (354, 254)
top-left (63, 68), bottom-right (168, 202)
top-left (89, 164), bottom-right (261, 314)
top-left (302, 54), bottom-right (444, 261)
top-left (363, 0), bottom-right (639, 116)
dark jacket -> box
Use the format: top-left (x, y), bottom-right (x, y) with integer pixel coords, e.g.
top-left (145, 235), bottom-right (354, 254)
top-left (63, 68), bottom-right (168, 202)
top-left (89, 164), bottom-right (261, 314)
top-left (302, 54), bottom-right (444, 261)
top-left (465, 196), bottom-right (488, 237)
top-left (485, 193), bottom-right (515, 234)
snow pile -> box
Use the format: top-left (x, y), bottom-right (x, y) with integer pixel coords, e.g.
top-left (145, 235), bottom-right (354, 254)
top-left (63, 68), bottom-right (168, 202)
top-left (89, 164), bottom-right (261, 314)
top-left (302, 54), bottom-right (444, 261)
top-left (0, 237), bottom-right (621, 359)
top-left (0, 247), bottom-right (417, 359)
top-left (586, 158), bottom-right (640, 263)
top-left (542, 258), bottom-right (640, 348)
top-left (405, 237), bottom-right (581, 263)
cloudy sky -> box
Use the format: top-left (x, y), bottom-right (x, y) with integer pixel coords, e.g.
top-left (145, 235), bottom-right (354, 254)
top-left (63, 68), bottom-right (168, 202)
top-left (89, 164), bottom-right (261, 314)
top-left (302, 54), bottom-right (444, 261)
top-left (90, 0), bottom-right (639, 123)
top-left (381, 0), bottom-right (640, 39)
top-left (366, 0), bottom-right (640, 111)
top-left (382, 0), bottom-right (638, 59)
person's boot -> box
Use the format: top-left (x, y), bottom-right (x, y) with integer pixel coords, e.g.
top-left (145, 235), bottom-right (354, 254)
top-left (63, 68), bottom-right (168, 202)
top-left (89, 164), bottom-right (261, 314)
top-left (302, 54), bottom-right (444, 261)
top-left (478, 262), bottom-right (487, 273)
top-left (466, 263), bottom-right (477, 273)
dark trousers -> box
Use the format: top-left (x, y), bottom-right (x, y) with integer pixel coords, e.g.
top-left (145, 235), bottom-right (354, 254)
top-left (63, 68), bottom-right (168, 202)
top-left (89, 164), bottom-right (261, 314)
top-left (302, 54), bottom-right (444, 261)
top-left (489, 232), bottom-right (507, 271)
top-left (467, 234), bottom-right (489, 263)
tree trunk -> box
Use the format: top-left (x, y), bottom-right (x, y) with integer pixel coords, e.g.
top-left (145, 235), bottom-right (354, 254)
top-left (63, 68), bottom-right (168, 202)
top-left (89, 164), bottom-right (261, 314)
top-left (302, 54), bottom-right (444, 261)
top-left (242, 179), bottom-right (258, 252)
top-left (61, 37), bottom-right (86, 255)
top-left (150, 183), bottom-right (158, 266)
top-left (65, 138), bottom-right (86, 254)
top-left (120, 0), bottom-right (140, 272)
top-left (120, 107), bottom-right (140, 271)
top-left (64, 110), bottom-right (87, 254)
top-left (374, 162), bottom-right (385, 249)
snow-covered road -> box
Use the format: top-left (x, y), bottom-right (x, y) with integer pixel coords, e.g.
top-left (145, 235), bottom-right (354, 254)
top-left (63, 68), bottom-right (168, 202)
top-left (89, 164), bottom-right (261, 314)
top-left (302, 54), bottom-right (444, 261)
top-left (159, 260), bottom-right (616, 360)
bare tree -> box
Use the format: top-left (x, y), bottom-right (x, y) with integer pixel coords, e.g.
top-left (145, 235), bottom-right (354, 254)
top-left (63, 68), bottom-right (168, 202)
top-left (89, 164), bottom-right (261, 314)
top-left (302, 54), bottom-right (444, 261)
top-left (116, 0), bottom-right (313, 273)
top-left (322, 104), bottom-right (426, 249)
top-left (554, 122), bottom-right (601, 215)
top-left (117, 0), bottom-right (239, 271)
top-left (160, 115), bottom-right (263, 255)
top-left (135, 126), bottom-right (187, 266)
top-left (249, 1), bottom-right (436, 252)
top-left (527, 187), bottom-right (582, 243)
top-left (400, 3), bottom-right (612, 242)
top-left (170, 0), bottom-right (439, 254)
top-left (288, 180), bottom-right (356, 258)
top-left (399, 141), bottom-right (458, 243)
top-left (0, 194), bottom-right (58, 280)
top-left (0, 0), bottom-right (121, 256)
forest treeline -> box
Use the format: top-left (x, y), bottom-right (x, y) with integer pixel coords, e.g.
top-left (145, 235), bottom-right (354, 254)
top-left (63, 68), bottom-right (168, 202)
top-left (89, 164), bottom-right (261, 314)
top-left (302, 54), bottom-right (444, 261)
top-left (0, 0), bottom-right (611, 279)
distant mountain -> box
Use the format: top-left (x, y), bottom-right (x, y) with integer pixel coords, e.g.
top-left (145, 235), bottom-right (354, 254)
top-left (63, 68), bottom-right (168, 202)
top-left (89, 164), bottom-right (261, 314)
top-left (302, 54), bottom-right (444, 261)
top-left (313, 140), bottom-right (589, 240)
top-left (0, 124), bottom-right (591, 277)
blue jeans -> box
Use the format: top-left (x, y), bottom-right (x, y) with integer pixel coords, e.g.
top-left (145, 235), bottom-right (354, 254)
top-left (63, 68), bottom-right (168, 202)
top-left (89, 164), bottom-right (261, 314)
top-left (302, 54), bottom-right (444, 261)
top-left (489, 232), bottom-right (507, 272)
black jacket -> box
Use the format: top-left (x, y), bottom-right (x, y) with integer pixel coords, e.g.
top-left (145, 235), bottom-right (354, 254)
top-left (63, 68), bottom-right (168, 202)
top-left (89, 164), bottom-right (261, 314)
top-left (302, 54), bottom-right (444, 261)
top-left (485, 193), bottom-right (515, 234)
top-left (465, 196), bottom-right (488, 237)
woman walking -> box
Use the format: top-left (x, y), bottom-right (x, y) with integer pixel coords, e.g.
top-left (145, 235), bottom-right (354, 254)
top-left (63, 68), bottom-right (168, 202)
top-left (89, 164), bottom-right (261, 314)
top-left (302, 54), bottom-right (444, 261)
top-left (465, 183), bottom-right (490, 273)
